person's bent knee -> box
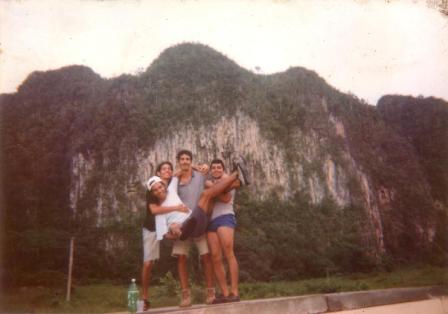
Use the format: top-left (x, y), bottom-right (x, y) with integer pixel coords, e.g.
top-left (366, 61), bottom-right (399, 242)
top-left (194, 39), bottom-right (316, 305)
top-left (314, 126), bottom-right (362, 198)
top-left (210, 248), bottom-right (222, 259)
top-left (208, 244), bottom-right (222, 259)
top-left (209, 248), bottom-right (221, 259)
top-left (211, 253), bottom-right (222, 264)
top-left (223, 249), bottom-right (236, 260)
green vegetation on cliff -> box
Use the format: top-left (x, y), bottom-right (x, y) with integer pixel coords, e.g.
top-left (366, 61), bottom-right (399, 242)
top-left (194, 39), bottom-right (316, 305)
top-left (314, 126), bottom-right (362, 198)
top-left (1, 43), bottom-right (446, 288)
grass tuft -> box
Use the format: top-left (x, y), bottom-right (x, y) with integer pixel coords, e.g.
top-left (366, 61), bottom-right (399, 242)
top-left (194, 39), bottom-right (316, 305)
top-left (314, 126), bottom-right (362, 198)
top-left (1, 265), bottom-right (446, 313)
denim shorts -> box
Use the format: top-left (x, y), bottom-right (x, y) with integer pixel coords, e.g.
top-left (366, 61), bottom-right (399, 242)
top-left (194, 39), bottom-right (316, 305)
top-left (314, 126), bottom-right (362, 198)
top-left (207, 214), bottom-right (236, 232)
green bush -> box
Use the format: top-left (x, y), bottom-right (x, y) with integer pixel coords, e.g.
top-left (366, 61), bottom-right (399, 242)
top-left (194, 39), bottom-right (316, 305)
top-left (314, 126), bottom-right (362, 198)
top-left (158, 272), bottom-right (179, 297)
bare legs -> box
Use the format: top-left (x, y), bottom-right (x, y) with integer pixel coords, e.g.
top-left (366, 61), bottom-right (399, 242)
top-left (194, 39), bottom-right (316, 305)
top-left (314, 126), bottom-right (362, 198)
top-left (207, 226), bottom-right (239, 298)
top-left (178, 255), bottom-right (189, 290)
top-left (177, 251), bottom-right (214, 307)
top-left (207, 231), bottom-right (229, 296)
top-left (177, 253), bottom-right (214, 290)
top-left (141, 260), bottom-right (153, 308)
top-left (219, 227), bottom-right (239, 296)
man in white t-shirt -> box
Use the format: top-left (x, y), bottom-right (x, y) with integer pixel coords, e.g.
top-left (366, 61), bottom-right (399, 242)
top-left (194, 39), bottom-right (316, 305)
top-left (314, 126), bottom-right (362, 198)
top-left (154, 175), bottom-right (191, 240)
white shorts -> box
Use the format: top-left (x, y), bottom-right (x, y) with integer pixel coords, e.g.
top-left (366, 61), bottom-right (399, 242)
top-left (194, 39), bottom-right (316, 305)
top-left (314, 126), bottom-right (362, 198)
top-left (143, 228), bottom-right (160, 262)
top-left (172, 234), bottom-right (209, 257)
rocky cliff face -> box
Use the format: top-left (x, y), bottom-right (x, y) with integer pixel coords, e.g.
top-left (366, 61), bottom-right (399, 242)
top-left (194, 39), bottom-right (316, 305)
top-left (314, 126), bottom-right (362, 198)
top-left (71, 110), bottom-right (361, 203)
top-left (68, 109), bottom-right (388, 255)
top-left (2, 44), bottom-right (446, 276)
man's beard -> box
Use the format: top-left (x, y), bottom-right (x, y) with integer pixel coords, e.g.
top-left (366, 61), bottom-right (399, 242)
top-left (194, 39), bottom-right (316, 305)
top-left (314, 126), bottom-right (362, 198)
top-left (180, 163), bottom-right (191, 170)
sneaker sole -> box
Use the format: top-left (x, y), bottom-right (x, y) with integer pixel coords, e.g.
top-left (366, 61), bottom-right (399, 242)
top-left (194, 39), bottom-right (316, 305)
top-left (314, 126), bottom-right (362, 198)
top-left (237, 158), bottom-right (251, 185)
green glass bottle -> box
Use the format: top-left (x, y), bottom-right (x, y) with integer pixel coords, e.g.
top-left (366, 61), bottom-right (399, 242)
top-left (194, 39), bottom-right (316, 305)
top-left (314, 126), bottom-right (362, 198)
top-left (127, 278), bottom-right (139, 313)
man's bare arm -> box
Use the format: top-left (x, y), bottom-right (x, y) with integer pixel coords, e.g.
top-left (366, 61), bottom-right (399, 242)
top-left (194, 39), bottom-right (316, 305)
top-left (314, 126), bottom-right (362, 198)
top-left (194, 163), bottom-right (209, 175)
top-left (205, 176), bottom-right (240, 204)
top-left (149, 203), bottom-right (188, 215)
top-left (216, 191), bottom-right (232, 203)
top-left (227, 180), bottom-right (241, 191)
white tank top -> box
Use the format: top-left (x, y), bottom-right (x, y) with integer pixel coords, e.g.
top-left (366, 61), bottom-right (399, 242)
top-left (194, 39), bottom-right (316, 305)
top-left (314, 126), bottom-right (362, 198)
top-left (162, 176), bottom-right (183, 206)
top-left (155, 176), bottom-right (192, 240)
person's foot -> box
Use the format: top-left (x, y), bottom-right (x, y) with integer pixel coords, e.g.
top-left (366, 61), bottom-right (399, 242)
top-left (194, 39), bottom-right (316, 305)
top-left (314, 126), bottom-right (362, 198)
top-left (179, 289), bottom-right (192, 307)
top-left (179, 217), bottom-right (197, 241)
top-left (227, 293), bottom-right (240, 302)
top-left (205, 287), bottom-right (216, 305)
top-left (211, 293), bottom-right (229, 304)
top-left (232, 155), bottom-right (251, 185)
top-left (143, 299), bottom-right (151, 311)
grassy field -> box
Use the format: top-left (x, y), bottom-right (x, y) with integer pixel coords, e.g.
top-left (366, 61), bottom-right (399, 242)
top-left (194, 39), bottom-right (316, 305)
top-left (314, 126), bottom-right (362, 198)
top-left (1, 265), bottom-right (447, 313)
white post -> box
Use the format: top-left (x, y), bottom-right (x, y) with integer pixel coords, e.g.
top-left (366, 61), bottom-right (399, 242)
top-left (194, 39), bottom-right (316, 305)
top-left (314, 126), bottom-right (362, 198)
top-left (66, 237), bottom-right (75, 302)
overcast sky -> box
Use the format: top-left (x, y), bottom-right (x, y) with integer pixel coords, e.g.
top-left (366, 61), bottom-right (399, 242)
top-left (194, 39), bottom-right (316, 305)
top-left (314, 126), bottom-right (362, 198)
top-left (1, 0), bottom-right (447, 105)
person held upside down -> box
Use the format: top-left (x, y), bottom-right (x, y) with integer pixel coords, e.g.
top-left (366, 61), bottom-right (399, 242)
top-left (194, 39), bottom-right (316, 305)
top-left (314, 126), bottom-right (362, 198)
top-left (147, 155), bottom-right (250, 241)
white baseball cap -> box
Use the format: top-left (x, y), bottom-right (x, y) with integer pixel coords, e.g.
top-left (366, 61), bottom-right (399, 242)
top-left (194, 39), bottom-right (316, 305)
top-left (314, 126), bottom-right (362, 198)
top-left (146, 176), bottom-right (163, 191)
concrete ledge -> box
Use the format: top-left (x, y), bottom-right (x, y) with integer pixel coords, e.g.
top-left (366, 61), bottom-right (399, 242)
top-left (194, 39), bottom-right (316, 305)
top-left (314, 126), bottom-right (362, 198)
top-left (330, 297), bottom-right (448, 314)
top-left (325, 286), bottom-right (447, 311)
top-left (144, 294), bottom-right (327, 314)
top-left (141, 286), bottom-right (447, 314)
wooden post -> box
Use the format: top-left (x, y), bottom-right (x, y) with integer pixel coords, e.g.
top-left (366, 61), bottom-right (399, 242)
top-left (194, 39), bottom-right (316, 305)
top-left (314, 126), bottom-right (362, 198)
top-left (66, 237), bottom-right (75, 302)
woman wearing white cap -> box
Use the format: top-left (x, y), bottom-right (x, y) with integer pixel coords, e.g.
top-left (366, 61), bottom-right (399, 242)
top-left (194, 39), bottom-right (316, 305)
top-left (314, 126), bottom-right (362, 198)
top-left (141, 161), bottom-right (188, 310)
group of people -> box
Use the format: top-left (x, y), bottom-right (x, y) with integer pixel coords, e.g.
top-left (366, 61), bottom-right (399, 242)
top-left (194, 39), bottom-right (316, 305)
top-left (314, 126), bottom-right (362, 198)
top-left (140, 149), bottom-right (251, 310)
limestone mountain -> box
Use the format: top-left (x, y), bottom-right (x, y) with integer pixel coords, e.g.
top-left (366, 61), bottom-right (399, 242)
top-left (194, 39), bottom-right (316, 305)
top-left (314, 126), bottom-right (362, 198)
top-left (1, 43), bottom-right (446, 284)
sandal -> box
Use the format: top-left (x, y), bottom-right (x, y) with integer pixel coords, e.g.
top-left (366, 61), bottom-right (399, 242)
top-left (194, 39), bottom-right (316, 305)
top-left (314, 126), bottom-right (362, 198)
top-left (143, 299), bottom-right (151, 311)
top-left (211, 293), bottom-right (229, 304)
top-left (179, 289), bottom-right (192, 307)
top-left (227, 293), bottom-right (240, 302)
top-left (205, 287), bottom-right (216, 305)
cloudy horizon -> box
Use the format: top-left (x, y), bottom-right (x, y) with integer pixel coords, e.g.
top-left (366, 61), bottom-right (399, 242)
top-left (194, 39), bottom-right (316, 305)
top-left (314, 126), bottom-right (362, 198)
top-left (1, 0), bottom-right (447, 105)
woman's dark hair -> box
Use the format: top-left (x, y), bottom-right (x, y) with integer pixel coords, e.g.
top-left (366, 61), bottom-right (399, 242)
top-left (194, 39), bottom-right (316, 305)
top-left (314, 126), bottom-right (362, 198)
top-left (210, 158), bottom-right (225, 171)
top-left (156, 161), bottom-right (173, 173)
top-left (147, 181), bottom-right (167, 205)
